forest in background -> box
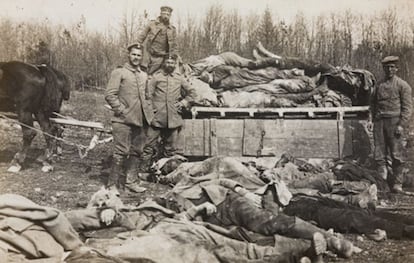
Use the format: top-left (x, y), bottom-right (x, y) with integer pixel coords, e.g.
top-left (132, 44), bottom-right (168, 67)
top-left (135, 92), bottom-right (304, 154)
top-left (0, 4), bottom-right (413, 90)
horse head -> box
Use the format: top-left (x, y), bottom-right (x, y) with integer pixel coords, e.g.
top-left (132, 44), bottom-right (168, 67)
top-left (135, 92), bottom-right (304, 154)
top-left (37, 65), bottom-right (70, 113)
top-left (56, 70), bottom-right (70, 101)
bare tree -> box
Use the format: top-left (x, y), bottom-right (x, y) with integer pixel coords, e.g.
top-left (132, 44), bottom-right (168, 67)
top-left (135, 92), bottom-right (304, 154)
top-left (2, 4), bottom-right (414, 92)
top-left (257, 7), bottom-right (275, 51)
top-left (202, 4), bottom-right (224, 55)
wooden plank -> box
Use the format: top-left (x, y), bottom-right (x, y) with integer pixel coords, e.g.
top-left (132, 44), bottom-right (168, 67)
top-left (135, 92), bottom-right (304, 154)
top-left (183, 119), bottom-right (245, 157)
top-left (338, 120), bottom-right (351, 158)
top-left (346, 119), bottom-right (372, 160)
top-left (243, 119), bottom-right (339, 158)
top-left (194, 106), bottom-right (370, 113)
top-left (210, 119), bottom-right (218, 156)
top-left (214, 120), bottom-right (244, 156)
top-left (214, 120), bottom-right (244, 137)
top-left (0, 112), bottom-right (18, 119)
top-left (217, 137), bottom-right (244, 156)
top-left (50, 118), bottom-right (105, 130)
top-left (203, 119), bottom-right (210, 156)
top-left (338, 120), bottom-right (372, 159)
top-left (182, 120), bottom-right (205, 156)
top-left (191, 106), bottom-right (370, 117)
top-left (181, 109), bottom-right (371, 158)
top-left (258, 138), bottom-right (339, 158)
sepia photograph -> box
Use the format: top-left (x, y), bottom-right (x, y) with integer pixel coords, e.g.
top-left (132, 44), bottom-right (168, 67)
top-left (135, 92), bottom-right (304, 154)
top-left (0, 0), bottom-right (413, 262)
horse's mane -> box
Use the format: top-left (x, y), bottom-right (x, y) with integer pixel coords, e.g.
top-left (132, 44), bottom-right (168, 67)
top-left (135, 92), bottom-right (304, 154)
top-left (38, 66), bottom-right (70, 113)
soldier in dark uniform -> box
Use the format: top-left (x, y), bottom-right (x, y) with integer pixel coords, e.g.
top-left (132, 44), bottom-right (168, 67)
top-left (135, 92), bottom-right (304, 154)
top-left (137, 6), bottom-right (177, 74)
top-left (140, 55), bottom-right (196, 172)
top-left (370, 56), bottom-right (412, 192)
top-left (105, 43), bottom-right (154, 193)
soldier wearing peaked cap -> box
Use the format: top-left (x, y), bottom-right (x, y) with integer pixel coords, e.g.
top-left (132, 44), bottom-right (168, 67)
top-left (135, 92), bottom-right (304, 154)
top-left (104, 43), bottom-right (154, 194)
top-left (370, 55), bottom-right (412, 193)
top-left (127, 43), bottom-right (142, 52)
top-left (140, 55), bottom-right (196, 172)
top-left (137, 6), bottom-right (177, 74)
top-left (160, 6), bottom-right (173, 13)
top-left (381, 56), bottom-right (399, 64)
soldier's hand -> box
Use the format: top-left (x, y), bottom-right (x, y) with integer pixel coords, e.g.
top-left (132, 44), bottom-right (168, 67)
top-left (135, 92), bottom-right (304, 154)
top-left (200, 202), bottom-right (217, 216)
top-left (114, 106), bottom-right (126, 117)
top-left (244, 192), bottom-right (262, 208)
top-left (174, 101), bottom-right (184, 113)
top-left (100, 208), bottom-right (116, 226)
top-left (395, 125), bottom-right (403, 137)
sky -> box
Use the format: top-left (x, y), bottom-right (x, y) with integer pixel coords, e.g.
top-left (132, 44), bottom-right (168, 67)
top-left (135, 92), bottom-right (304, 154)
top-left (0, 0), bottom-right (412, 32)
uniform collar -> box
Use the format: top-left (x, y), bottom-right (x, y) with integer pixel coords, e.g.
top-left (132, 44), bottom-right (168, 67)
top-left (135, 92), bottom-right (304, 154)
top-left (156, 17), bottom-right (172, 29)
top-left (162, 69), bottom-right (180, 77)
top-left (124, 63), bottom-right (142, 73)
top-left (383, 75), bottom-right (397, 82)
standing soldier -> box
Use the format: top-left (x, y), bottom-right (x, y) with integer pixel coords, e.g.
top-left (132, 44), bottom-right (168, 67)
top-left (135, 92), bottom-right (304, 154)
top-left (370, 56), bottom-right (412, 193)
top-left (137, 6), bottom-right (177, 74)
top-left (140, 55), bottom-right (196, 172)
top-left (105, 43), bottom-right (154, 193)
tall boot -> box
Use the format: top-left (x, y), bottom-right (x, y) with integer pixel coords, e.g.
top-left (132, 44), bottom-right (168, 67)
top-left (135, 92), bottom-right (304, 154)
top-left (286, 217), bottom-right (327, 240)
top-left (138, 156), bottom-right (152, 180)
top-left (124, 155), bottom-right (147, 193)
top-left (247, 58), bottom-right (280, 69)
top-left (125, 155), bottom-right (139, 183)
top-left (107, 157), bottom-right (125, 191)
top-left (390, 162), bottom-right (404, 193)
top-left (347, 184), bottom-right (377, 209)
top-left (377, 164), bottom-right (387, 180)
top-left (286, 217), bottom-right (355, 258)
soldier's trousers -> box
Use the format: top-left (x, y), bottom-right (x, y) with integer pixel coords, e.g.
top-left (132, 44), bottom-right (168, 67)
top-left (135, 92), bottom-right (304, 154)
top-left (147, 55), bottom-right (164, 75)
top-left (284, 196), bottom-right (406, 239)
top-left (205, 192), bottom-right (328, 241)
top-left (108, 122), bottom-right (145, 187)
top-left (141, 126), bottom-right (183, 171)
top-left (373, 117), bottom-right (405, 186)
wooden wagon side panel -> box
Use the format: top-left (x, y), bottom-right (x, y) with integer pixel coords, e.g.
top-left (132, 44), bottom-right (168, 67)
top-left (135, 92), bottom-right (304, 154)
top-left (242, 119), bottom-right (339, 158)
top-left (211, 119), bottom-right (244, 156)
top-left (182, 107), bottom-right (371, 159)
top-left (182, 119), bottom-right (210, 156)
top-left (340, 119), bottom-right (371, 160)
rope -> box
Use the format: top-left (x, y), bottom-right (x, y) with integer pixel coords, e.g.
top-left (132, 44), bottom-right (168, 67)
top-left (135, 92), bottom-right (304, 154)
top-left (0, 113), bottom-right (112, 159)
top-left (79, 133), bottom-right (113, 159)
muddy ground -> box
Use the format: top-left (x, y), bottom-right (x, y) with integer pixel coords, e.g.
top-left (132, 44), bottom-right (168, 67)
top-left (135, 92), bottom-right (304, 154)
top-left (1, 90), bottom-right (414, 263)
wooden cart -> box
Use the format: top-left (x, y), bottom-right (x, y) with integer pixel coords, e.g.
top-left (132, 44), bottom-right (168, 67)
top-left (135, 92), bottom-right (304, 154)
top-left (180, 106), bottom-right (371, 159)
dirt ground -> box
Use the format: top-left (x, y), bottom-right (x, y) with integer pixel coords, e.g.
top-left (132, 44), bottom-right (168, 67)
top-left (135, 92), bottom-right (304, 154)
top-left (1, 90), bottom-right (414, 263)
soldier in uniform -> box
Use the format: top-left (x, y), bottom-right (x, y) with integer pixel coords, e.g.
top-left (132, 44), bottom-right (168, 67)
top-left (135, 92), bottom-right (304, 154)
top-left (137, 6), bottom-right (177, 74)
top-left (105, 43), bottom-right (154, 193)
top-left (140, 54), bottom-right (196, 172)
top-left (370, 56), bottom-right (412, 192)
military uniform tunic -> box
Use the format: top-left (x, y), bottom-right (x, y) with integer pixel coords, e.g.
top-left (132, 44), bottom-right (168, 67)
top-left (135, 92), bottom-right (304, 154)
top-left (137, 18), bottom-right (177, 74)
top-left (371, 75), bottom-right (412, 186)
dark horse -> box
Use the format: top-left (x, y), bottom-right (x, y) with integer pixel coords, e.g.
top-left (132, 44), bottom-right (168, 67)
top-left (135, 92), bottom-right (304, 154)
top-left (0, 61), bottom-right (70, 172)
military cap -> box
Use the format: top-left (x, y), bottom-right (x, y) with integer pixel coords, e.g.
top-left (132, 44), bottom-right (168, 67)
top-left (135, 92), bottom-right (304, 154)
top-left (127, 43), bottom-right (142, 52)
top-left (164, 53), bottom-right (178, 61)
top-left (381, 56), bottom-right (399, 64)
top-left (160, 6), bottom-right (173, 13)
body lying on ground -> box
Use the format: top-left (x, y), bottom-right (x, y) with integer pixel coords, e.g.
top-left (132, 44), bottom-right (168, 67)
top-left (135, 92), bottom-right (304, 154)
top-left (156, 156), bottom-right (414, 242)
top-left (0, 191), bottom-right (320, 262)
top-left (67, 192), bottom-right (329, 263)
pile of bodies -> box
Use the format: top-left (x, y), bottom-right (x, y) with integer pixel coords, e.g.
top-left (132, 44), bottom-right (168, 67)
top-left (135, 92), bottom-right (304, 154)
top-left (5, 155), bottom-right (414, 262)
top-left (183, 43), bottom-right (375, 108)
